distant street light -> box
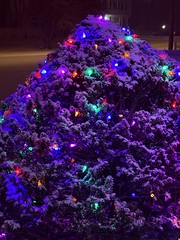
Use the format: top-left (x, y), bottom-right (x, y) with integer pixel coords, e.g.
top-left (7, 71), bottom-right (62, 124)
top-left (162, 25), bottom-right (166, 29)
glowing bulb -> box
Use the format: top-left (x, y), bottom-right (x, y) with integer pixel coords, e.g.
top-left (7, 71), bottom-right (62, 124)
top-left (71, 158), bottom-right (75, 163)
top-left (103, 98), bottom-right (107, 104)
top-left (73, 197), bottom-right (77, 203)
top-left (32, 199), bottom-right (37, 205)
top-left (132, 34), bottom-right (139, 39)
top-left (126, 29), bottom-right (131, 34)
top-left (0, 233), bottom-right (6, 239)
top-left (57, 67), bottom-right (67, 76)
top-left (168, 70), bottom-right (174, 76)
top-left (28, 147), bottom-right (33, 151)
top-left (92, 202), bottom-right (99, 211)
top-left (175, 68), bottom-right (180, 78)
top-left (124, 52), bottom-right (130, 58)
top-left (38, 180), bottom-right (42, 187)
top-left (26, 94), bottom-right (31, 99)
top-left (119, 114), bottom-right (123, 118)
top-left (67, 38), bottom-right (73, 44)
top-left (119, 39), bottom-right (125, 45)
top-left (150, 193), bottom-right (155, 198)
top-left (15, 168), bottom-right (22, 175)
top-left (131, 193), bottom-right (136, 198)
top-left (52, 144), bottom-right (59, 150)
top-left (114, 63), bottom-right (118, 67)
top-left (160, 53), bottom-right (167, 59)
top-left (33, 108), bottom-right (38, 113)
top-left (95, 44), bottom-right (98, 50)
top-left (131, 120), bottom-right (136, 126)
top-left (84, 68), bottom-right (94, 77)
top-left (98, 15), bottom-right (103, 20)
top-left (172, 101), bottom-right (176, 108)
top-left (104, 15), bottom-right (109, 20)
top-left (82, 165), bottom-right (87, 172)
top-left (70, 143), bottom-right (77, 148)
top-left (108, 38), bottom-right (112, 42)
top-left (72, 71), bottom-right (78, 77)
top-left (125, 36), bottom-right (133, 41)
top-left (82, 32), bottom-right (86, 38)
top-left (107, 115), bottom-right (111, 120)
top-left (35, 71), bottom-right (41, 79)
top-left (162, 65), bottom-right (169, 71)
top-left (41, 69), bottom-right (47, 74)
top-left (4, 109), bottom-right (11, 117)
top-left (75, 111), bottom-right (80, 117)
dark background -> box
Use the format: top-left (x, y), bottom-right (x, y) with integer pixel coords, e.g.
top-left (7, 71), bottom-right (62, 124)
top-left (0, 0), bottom-right (179, 49)
top-left (0, 0), bottom-right (179, 101)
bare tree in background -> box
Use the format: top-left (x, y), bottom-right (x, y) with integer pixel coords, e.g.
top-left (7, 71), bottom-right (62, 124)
top-left (34, 0), bottom-right (104, 49)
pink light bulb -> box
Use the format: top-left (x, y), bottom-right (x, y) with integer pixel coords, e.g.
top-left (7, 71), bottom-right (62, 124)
top-left (131, 121), bottom-right (136, 126)
top-left (70, 143), bottom-right (77, 148)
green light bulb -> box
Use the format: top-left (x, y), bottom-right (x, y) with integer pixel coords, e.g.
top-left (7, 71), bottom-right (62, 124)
top-left (84, 68), bottom-right (94, 77)
top-left (82, 165), bottom-right (88, 173)
top-left (91, 202), bottom-right (100, 211)
top-left (125, 36), bottom-right (133, 41)
top-left (33, 108), bottom-right (38, 113)
top-left (0, 116), bottom-right (4, 123)
top-left (90, 104), bottom-right (101, 114)
top-left (28, 147), bottom-right (33, 151)
top-left (94, 202), bottom-right (99, 210)
top-left (162, 65), bottom-right (168, 71)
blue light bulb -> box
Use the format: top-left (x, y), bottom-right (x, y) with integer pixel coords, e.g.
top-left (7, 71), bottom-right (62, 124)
top-left (131, 193), bottom-right (136, 198)
top-left (41, 69), bottom-right (47, 74)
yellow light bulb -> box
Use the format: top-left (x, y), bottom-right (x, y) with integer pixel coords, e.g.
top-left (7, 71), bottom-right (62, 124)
top-left (150, 193), bottom-right (155, 198)
top-left (38, 180), bottom-right (42, 187)
top-left (75, 111), bottom-right (80, 117)
top-left (124, 52), bottom-right (130, 58)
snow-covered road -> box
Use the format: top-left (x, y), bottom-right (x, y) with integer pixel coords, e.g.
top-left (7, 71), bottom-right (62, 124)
top-left (0, 51), bottom-right (49, 100)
